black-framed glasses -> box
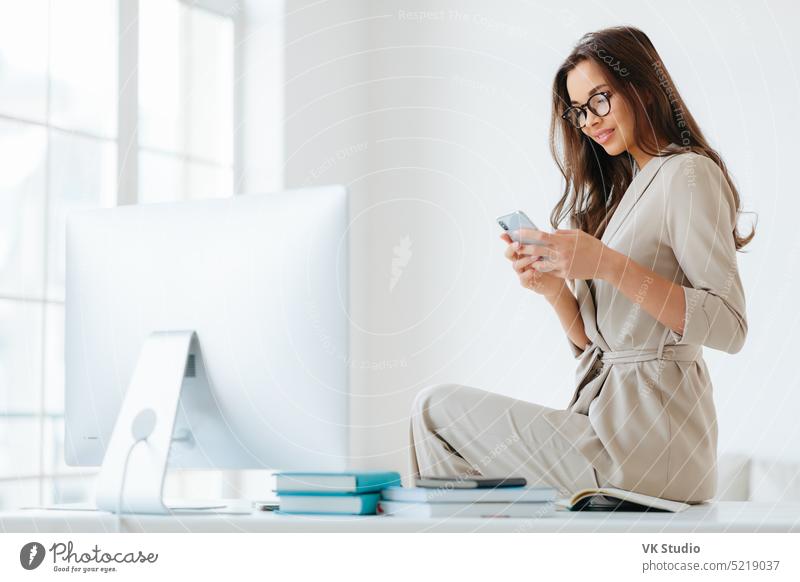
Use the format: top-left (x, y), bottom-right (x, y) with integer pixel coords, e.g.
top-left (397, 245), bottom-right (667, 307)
top-left (561, 91), bottom-right (613, 129)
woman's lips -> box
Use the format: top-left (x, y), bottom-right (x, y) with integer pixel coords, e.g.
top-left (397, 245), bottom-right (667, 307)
top-left (594, 128), bottom-right (615, 145)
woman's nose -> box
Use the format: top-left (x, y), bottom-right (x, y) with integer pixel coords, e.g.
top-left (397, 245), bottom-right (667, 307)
top-left (585, 109), bottom-right (602, 127)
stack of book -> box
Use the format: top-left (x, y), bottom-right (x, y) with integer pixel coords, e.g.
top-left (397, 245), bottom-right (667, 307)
top-left (274, 470), bottom-right (402, 515)
top-left (377, 476), bottom-right (558, 518)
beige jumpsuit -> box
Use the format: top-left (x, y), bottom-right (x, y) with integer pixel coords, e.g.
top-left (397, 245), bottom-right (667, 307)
top-left (409, 147), bottom-right (748, 502)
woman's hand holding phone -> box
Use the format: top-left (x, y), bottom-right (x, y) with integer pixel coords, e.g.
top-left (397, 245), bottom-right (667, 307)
top-left (500, 232), bottom-right (567, 299)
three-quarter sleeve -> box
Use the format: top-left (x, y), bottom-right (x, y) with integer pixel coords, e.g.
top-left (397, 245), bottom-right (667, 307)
top-left (567, 336), bottom-right (589, 358)
top-left (564, 277), bottom-right (589, 358)
top-left (664, 154), bottom-right (748, 354)
top-left (563, 216), bottom-right (588, 359)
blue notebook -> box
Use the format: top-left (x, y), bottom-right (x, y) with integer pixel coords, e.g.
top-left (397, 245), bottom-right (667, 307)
top-left (277, 493), bottom-right (381, 515)
top-left (274, 471), bottom-right (401, 494)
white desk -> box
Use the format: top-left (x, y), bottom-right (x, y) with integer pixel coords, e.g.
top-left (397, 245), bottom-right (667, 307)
top-left (2, 502), bottom-right (799, 533)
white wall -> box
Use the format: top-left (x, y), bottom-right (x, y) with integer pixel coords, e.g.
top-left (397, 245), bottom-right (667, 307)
top-left (281, 0), bottom-right (800, 480)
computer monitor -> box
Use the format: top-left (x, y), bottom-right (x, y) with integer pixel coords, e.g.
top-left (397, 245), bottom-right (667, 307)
top-left (64, 185), bottom-right (350, 511)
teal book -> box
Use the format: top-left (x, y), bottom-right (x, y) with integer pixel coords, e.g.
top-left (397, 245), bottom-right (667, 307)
top-left (277, 493), bottom-right (381, 515)
top-left (274, 471), bottom-right (401, 494)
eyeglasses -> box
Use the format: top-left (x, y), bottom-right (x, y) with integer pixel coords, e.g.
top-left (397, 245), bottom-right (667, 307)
top-left (561, 91), bottom-right (613, 129)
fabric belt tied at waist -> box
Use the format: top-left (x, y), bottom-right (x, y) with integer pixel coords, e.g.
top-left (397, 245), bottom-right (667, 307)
top-left (569, 342), bottom-right (703, 409)
top-left (597, 343), bottom-right (702, 364)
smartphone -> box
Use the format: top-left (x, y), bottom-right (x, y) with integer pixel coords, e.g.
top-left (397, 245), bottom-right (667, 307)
top-left (496, 210), bottom-right (544, 245)
top-left (415, 476), bottom-right (528, 489)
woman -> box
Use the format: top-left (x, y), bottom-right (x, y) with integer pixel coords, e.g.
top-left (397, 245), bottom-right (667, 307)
top-left (408, 26), bottom-right (754, 503)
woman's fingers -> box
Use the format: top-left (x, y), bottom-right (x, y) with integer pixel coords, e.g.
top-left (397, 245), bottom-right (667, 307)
top-left (513, 255), bottom-right (536, 273)
top-left (514, 228), bottom-right (537, 241)
top-left (520, 246), bottom-right (557, 261)
top-left (514, 232), bottom-right (555, 258)
top-left (502, 232), bottom-right (557, 278)
top-left (504, 241), bottom-right (521, 261)
top-left (513, 228), bottom-right (554, 246)
top-left (519, 268), bottom-right (538, 288)
top-left (532, 259), bottom-right (562, 276)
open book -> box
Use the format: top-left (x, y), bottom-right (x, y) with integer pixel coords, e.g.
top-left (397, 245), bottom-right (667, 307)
top-left (557, 487), bottom-right (690, 513)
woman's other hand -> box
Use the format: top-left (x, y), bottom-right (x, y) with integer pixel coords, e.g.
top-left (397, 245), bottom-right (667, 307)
top-left (501, 232), bottom-right (567, 299)
top-left (514, 228), bottom-right (616, 281)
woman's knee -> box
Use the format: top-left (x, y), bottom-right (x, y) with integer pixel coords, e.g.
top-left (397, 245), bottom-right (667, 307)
top-left (412, 383), bottom-right (476, 430)
top-left (413, 382), bottom-right (453, 410)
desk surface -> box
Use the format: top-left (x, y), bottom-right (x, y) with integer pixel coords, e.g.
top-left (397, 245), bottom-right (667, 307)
top-left (2, 502), bottom-right (799, 533)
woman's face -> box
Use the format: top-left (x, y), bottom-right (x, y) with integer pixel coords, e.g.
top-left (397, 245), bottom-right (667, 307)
top-left (565, 58), bottom-right (639, 158)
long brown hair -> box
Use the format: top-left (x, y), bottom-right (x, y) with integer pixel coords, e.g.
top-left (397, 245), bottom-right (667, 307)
top-left (549, 26), bottom-right (755, 251)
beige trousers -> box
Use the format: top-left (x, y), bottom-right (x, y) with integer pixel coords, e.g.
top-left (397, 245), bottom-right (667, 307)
top-left (409, 383), bottom-right (601, 497)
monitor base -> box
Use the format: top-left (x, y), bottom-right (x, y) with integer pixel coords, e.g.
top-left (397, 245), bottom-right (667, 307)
top-left (24, 499), bottom-right (255, 515)
top-left (94, 330), bottom-right (208, 515)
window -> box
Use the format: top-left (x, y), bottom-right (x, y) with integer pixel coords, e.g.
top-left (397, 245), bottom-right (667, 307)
top-left (139, 0), bottom-right (234, 203)
top-left (0, 0), bottom-right (236, 510)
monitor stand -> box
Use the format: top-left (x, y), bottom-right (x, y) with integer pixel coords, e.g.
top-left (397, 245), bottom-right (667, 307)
top-left (94, 330), bottom-right (235, 515)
